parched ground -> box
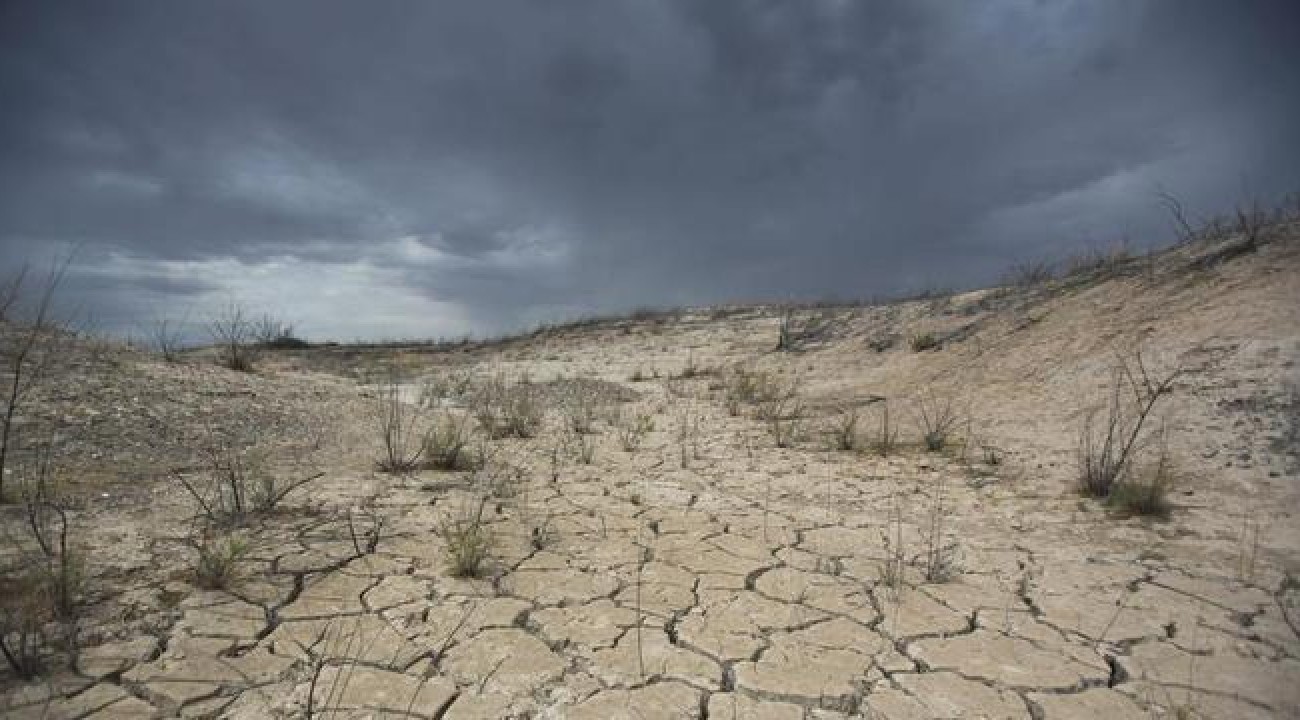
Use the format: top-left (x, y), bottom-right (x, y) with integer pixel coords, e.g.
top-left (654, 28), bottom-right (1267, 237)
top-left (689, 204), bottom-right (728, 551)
top-left (2, 225), bottom-right (1299, 718)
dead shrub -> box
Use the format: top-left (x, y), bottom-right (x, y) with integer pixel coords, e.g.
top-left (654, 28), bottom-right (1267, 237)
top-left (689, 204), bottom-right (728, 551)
top-left (914, 390), bottom-right (961, 452)
top-left (373, 377), bottom-right (424, 474)
top-left (872, 401), bottom-right (899, 457)
top-left (174, 427), bottom-right (326, 525)
top-left (755, 375), bottom-right (803, 448)
top-left (776, 307), bottom-right (836, 351)
top-left (145, 314), bottom-right (189, 362)
top-left (617, 409), bottom-right (654, 452)
top-left (1077, 349), bottom-right (1185, 499)
top-left (832, 403), bottom-right (860, 451)
top-left (2, 441), bottom-right (84, 678)
top-left (207, 304), bottom-right (300, 370)
top-left (474, 372), bottom-right (543, 439)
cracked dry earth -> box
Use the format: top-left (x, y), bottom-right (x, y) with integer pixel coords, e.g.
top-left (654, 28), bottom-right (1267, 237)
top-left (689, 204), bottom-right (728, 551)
top-left (4, 230), bottom-right (1300, 719)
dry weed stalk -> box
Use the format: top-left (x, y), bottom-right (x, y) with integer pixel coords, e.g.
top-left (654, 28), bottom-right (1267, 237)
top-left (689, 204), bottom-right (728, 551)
top-left (833, 403), bottom-right (860, 451)
top-left (922, 474), bottom-right (960, 583)
top-left (2, 438), bottom-right (84, 678)
top-left (914, 389), bottom-right (961, 452)
top-left (1077, 348), bottom-right (1186, 498)
top-left (617, 408), bottom-right (654, 452)
top-left (872, 400), bottom-right (899, 457)
top-left (373, 375), bottom-right (425, 474)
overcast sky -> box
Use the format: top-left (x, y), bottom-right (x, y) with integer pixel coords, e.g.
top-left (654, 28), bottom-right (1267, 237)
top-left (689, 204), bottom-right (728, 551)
top-left (2, 1), bottom-right (1297, 340)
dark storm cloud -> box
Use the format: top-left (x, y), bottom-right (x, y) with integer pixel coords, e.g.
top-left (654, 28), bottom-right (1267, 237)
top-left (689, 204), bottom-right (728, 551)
top-left (2, 1), bottom-right (1297, 337)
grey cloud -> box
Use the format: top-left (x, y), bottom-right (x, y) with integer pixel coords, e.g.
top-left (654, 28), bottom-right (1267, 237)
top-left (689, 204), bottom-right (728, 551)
top-left (1, 1), bottom-right (1297, 337)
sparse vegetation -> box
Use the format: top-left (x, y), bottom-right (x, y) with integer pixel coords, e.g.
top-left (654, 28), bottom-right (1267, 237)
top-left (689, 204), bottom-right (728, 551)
top-left (440, 496), bottom-right (492, 578)
top-left (564, 422), bottom-right (597, 465)
top-left (922, 475), bottom-right (960, 583)
top-left (191, 530), bottom-right (248, 589)
top-left (208, 303), bottom-right (288, 372)
top-left (1, 261), bottom-right (71, 504)
top-left (832, 403), bottom-right (860, 451)
top-left (474, 372), bottom-right (544, 439)
top-left (872, 400), bottom-right (899, 457)
top-left (145, 314), bottom-right (189, 362)
top-left (879, 492), bottom-right (906, 596)
top-left (422, 411), bottom-right (477, 471)
top-left (373, 376), bottom-right (425, 474)
top-left (617, 408), bottom-right (654, 452)
top-left (1077, 348), bottom-right (1186, 499)
top-left (754, 374), bottom-right (803, 448)
top-left (776, 307), bottom-right (836, 351)
top-left (909, 332), bottom-right (938, 352)
top-left (914, 389), bottom-right (961, 452)
top-left (3, 440), bottom-right (84, 678)
top-left (676, 403), bottom-right (702, 467)
top-left (173, 427), bottom-right (326, 525)
top-left (1107, 438), bottom-right (1174, 518)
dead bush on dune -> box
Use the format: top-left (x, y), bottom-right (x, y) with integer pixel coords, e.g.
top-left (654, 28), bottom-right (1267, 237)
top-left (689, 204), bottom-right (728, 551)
top-left (1077, 348), bottom-right (1186, 500)
top-left (145, 313), bottom-right (189, 362)
top-left (207, 303), bottom-right (260, 372)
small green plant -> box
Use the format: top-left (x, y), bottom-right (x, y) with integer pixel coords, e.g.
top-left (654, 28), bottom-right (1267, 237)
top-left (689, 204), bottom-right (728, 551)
top-left (422, 412), bottom-right (477, 471)
top-left (192, 531), bottom-right (248, 590)
top-left (440, 498), bottom-right (492, 578)
top-left (879, 492), bottom-right (906, 597)
top-left (618, 409), bottom-right (654, 452)
top-left (1107, 446), bottom-right (1174, 518)
top-left (909, 333), bottom-right (938, 352)
top-left (922, 475), bottom-right (961, 583)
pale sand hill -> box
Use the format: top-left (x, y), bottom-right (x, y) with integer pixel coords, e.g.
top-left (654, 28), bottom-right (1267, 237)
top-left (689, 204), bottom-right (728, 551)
top-left (2, 223), bottom-right (1297, 718)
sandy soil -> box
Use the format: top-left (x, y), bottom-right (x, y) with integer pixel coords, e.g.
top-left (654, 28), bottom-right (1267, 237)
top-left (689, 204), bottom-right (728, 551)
top-left (2, 226), bottom-right (1298, 718)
